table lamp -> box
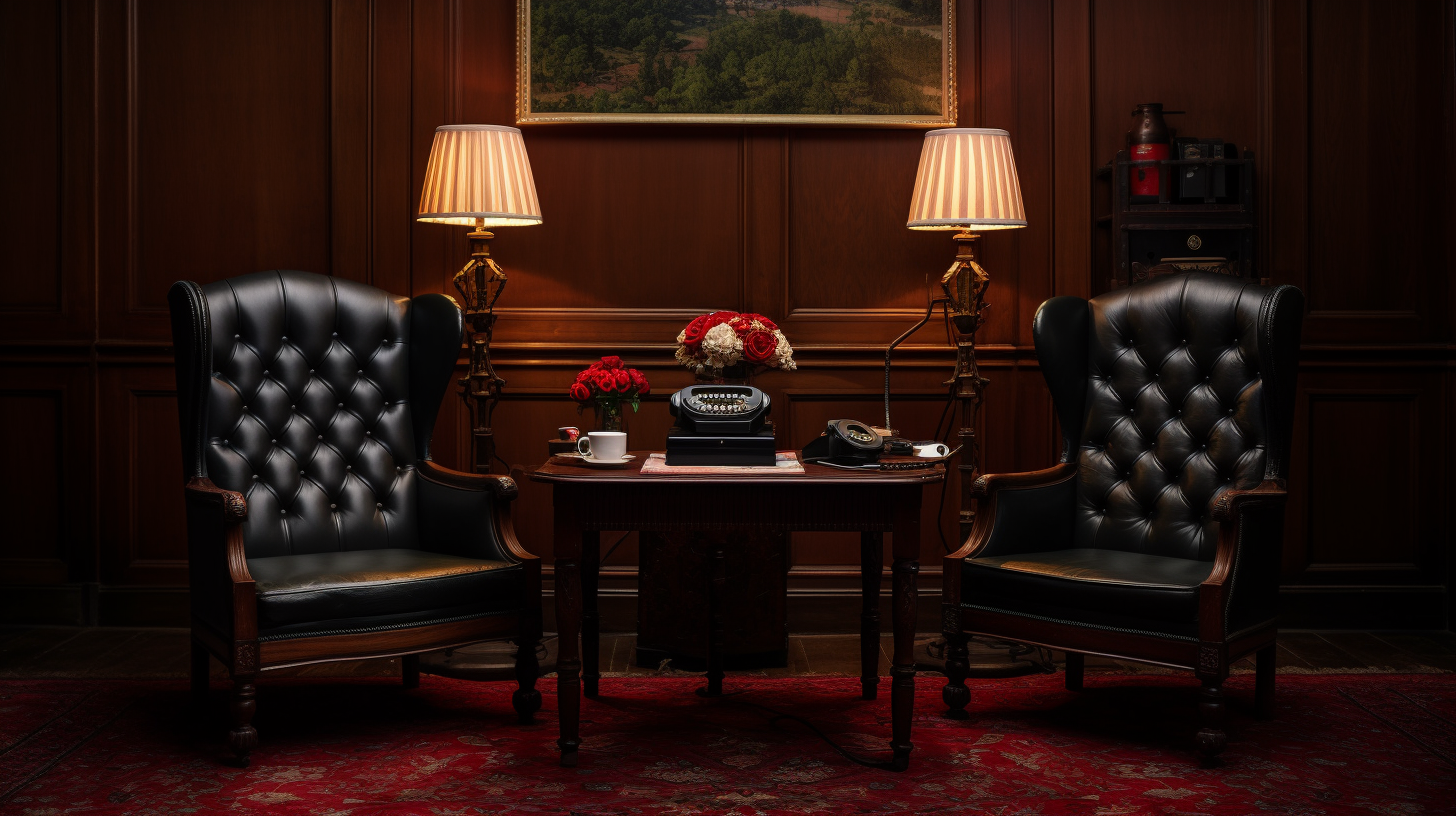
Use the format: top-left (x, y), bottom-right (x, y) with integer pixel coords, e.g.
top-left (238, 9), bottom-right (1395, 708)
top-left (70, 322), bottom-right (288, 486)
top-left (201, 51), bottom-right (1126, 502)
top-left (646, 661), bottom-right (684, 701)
top-left (904, 127), bottom-right (1026, 535)
top-left (418, 124), bottom-right (542, 473)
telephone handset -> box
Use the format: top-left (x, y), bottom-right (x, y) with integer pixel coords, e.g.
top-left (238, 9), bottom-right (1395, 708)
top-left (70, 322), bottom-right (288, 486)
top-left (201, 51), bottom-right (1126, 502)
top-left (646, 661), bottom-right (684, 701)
top-left (800, 418), bottom-right (886, 465)
top-left (668, 384), bottom-right (771, 435)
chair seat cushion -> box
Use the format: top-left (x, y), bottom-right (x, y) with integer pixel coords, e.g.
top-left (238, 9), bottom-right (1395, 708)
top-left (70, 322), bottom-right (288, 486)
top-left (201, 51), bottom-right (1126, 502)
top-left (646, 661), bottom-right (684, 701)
top-left (248, 548), bottom-right (521, 637)
top-left (963, 548), bottom-right (1213, 634)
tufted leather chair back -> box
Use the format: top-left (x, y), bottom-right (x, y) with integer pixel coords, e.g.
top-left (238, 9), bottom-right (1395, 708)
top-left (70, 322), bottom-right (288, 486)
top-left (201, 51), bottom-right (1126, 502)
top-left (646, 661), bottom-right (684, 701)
top-left (169, 270), bottom-right (463, 559)
top-left (1033, 273), bottom-right (1303, 562)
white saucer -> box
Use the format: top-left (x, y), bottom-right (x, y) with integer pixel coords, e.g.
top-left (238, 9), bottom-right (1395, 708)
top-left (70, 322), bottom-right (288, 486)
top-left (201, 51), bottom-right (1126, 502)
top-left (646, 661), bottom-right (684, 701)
top-left (577, 454), bottom-right (635, 468)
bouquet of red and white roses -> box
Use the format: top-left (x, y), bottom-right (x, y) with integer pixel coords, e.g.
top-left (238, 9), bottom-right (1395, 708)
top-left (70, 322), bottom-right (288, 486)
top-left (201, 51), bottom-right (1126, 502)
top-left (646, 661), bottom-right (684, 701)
top-left (569, 356), bottom-right (649, 427)
top-left (674, 311), bottom-right (795, 378)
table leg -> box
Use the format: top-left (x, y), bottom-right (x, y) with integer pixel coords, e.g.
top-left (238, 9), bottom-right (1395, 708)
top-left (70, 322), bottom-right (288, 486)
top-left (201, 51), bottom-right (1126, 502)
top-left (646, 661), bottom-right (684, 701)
top-left (553, 504), bottom-right (583, 767)
top-left (582, 531), bottom-right (601, 699)
top-left (890, 499), bottom-right (921, 771)
top-left (697, 535), bottom-right (727, 698)
top-left (860, 531), bottom-right (883, 700)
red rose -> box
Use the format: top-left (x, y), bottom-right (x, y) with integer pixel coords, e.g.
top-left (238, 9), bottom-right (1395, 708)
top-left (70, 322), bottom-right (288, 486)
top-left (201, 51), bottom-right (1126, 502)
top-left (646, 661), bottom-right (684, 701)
top-left (681, 315), bottom-right (710, 350)
top-left (629, 368), bottom-right (650, 396)
top-left (568, 382), bottom-right (591, 402)
top-left (600, 355), bottom-right (622, 369)
top-left (743, 330), bottom-right (778, 364)
top-left (728, 314), bottom-right (754, 336)
top-left (706, 310), bottom-right (737, 328)
top-left (575, 368), bottom-right (594, 383)
top-left (614, 369), bottom-right (633, 393)
top-left (594, 371), bottom-right (617, 392)
top-left (747, 313), bottom-right (778, 331)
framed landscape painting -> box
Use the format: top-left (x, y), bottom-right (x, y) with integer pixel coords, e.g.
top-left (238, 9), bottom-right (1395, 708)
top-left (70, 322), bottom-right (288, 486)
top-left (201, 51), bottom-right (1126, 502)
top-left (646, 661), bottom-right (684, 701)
top-left (516, 0), bottom-right (956, 126)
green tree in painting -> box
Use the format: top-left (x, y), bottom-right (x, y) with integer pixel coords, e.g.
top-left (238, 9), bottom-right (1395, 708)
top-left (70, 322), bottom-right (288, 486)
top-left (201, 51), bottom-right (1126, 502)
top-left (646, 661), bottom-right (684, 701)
top-left (528, 0), bottom-right (943, 117)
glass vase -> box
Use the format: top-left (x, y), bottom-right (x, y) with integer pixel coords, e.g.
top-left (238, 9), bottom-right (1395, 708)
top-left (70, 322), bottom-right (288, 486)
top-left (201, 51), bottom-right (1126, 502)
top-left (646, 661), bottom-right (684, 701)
top-left (594, 398), bottom-right (624, 432)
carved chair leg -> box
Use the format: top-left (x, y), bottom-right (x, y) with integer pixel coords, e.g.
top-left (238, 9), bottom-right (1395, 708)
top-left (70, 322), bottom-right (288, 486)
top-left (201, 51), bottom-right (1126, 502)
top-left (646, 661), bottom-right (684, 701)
top-left (228, 679), bottom-right (259, 767)
top-left (941, 630), bottom-right (971, 720)
top-left (1196, 683), bottom-right (1227, 765)
top-left (190, 637), bottom-right (211, 708)
top-left (402, 654), bottom-right (420, 689)
top-left (1255, 644), bottom-right (1276, 719)
top-left (513, 635), bottom-right (543, 724)
top-left (1064, 652), bottom-right (1085, 692)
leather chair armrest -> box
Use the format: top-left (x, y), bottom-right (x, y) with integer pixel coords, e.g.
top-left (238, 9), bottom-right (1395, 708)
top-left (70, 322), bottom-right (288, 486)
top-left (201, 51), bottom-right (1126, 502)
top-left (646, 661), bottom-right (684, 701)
top-left (416, 461), bottom-right (537, 567)
top-left (944, 463), bottom-right (1078, 603)
top-left (1199, 480), bottom-right (1288, 643)
top-left (183, 478), bottom-right (256, 642)
top-left (418, 460), bottom-right (519, 498)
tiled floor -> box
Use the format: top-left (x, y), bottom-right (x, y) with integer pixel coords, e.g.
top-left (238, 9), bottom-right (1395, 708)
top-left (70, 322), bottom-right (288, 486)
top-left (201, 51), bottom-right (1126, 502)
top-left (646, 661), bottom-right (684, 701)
top-left (2, 626), bottom-right (1453, 679)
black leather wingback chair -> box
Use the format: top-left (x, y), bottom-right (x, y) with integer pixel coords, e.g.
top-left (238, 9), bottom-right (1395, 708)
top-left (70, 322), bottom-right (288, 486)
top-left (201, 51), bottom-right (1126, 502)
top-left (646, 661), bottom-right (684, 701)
top-left (941, 272), bottom-right (1303, 762)
top-left (168, 269), bottom-right (541, 766)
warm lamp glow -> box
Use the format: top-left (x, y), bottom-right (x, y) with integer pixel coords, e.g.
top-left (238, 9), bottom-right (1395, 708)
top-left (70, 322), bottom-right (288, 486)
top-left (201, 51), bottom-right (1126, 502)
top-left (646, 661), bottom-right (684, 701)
top-left (907, 128), bottom-right (1026, 231)
top-left (417, 124), bottom-right (542, 227)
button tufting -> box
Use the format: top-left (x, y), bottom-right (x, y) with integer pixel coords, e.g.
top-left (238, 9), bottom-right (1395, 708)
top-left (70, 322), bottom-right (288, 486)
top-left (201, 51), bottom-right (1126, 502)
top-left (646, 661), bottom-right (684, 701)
top-left (299, 470), bottom-right (305, 476)
top-left (376, 502), bottom-right (383, 508)
top-left (332, 332), bottom-right (338, 337)
top-left (337, 403), bottom-right (344, 408)
top-left (330, 504), bottom-right (337, 510)
top-left (357, 370), bottom-right (363, 375)
top-left (271, 439), bottom-right (277, 444)
top-left (242, 405), bottom-right (248, 411)
top-left (365, 431), bottom-right (371, 437)
top-left (316, 434), bottom-right (324, 440)
top-left (234, 334), bottom-right (240, 339)
top-left (263, 370), bottom-right (269, 375)
top-left (346, 466), bottom-right (352, 471)
top-left (252, 475), bottom-right (259, 480)
top-left (290, 404), bottom-right (296, 409)
top-left (280, 509), bottom-right (287, 515)
top-left (309, 369), bottom-right (315, 374)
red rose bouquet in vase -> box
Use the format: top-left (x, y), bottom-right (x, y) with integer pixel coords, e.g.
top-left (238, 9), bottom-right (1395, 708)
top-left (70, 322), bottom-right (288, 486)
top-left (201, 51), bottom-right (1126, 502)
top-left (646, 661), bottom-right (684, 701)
top-left (674, 311), bottom-right (795, 383)
top-left (569, 356), bottom-right (650, 431)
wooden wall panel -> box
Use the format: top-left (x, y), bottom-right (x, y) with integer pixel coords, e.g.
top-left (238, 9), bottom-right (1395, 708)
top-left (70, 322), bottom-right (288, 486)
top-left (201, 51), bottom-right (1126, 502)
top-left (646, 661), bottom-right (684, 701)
top-left (1304, 0), bottom-right (1450, 343)
top-left (0, 1), bottom-right (61, 315)
top-left (2, 0), bottom-right (1453, 630)
top-left (97, 366), bottom-right (186, 587)
top-left (97, 0), bottom-right (333, 342)
top-left (0, 366), bottom-right (92, 585)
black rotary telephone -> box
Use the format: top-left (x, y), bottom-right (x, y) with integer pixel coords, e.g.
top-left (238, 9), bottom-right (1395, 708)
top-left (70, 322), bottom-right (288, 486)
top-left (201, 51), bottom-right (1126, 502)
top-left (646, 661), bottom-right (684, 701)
top-left (665, 385), bottom-right (776, 466)
top-left (668, 385), bottom-right (771, 435)
top-left (800, 419), bottom-right (887, 465)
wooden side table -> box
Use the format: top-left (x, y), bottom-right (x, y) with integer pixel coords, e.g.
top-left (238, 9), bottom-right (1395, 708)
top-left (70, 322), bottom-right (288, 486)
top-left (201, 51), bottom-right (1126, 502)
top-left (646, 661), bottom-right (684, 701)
top-left (531, 454), bottom-right (944, 771)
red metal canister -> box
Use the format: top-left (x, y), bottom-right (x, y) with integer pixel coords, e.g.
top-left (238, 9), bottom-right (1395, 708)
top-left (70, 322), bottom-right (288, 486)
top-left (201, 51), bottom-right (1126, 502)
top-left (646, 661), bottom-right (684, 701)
top-left (1128, 103), bottom-right (1171, 201)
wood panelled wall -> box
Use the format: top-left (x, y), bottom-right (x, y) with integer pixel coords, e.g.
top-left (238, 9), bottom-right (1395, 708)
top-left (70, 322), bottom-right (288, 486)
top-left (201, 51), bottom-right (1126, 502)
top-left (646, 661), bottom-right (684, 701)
top-left (2, 0), bottom-right (1453, 629)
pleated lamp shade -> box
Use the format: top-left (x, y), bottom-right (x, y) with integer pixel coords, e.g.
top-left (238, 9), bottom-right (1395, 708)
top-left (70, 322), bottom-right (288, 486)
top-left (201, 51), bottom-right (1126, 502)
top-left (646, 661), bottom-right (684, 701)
top-left (907, 128), bottom-right (1026, 230)
top-left (417, 124), bottom-right (542, 227)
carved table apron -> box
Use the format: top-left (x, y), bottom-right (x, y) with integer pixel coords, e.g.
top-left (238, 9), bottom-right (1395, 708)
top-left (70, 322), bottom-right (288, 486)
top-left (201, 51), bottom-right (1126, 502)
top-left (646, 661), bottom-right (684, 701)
top-left (531, 454), bottom-right (944, 771)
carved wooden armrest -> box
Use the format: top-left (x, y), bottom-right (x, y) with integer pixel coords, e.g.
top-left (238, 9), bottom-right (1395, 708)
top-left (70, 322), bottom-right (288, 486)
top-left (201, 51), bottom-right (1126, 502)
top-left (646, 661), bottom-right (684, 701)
top-left (418, 460), bottom-right (519, 499)
top-left (969, 462), bottom-right (1078, 498)
top-left (1209, 480), bottom-right (1287, 523)
top-left (185, 477), bottom-right (248, 523)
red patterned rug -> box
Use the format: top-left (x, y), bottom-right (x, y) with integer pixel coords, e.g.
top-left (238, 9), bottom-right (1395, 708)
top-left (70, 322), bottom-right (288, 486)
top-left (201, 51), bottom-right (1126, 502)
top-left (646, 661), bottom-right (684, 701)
top-left (2, 673), bottom-right (1453, 814)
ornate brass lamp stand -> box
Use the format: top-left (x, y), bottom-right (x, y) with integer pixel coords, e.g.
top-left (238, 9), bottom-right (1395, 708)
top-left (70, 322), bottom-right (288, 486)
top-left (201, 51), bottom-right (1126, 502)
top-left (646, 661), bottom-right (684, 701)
top-left (943, 230), bottom-right (992, 536)
top-left (455, 220), bottom-right (509, 474)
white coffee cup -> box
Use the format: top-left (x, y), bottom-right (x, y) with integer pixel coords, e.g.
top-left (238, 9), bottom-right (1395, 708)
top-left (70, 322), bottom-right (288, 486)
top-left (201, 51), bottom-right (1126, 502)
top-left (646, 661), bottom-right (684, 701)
top-left (577, 431), bottom-right (627, 462)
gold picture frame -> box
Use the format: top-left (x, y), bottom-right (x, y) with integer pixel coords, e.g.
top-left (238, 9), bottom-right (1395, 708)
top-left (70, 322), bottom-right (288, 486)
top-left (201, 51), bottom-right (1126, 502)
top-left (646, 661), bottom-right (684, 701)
top-left (516, 1), bottom-right (956, 127)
